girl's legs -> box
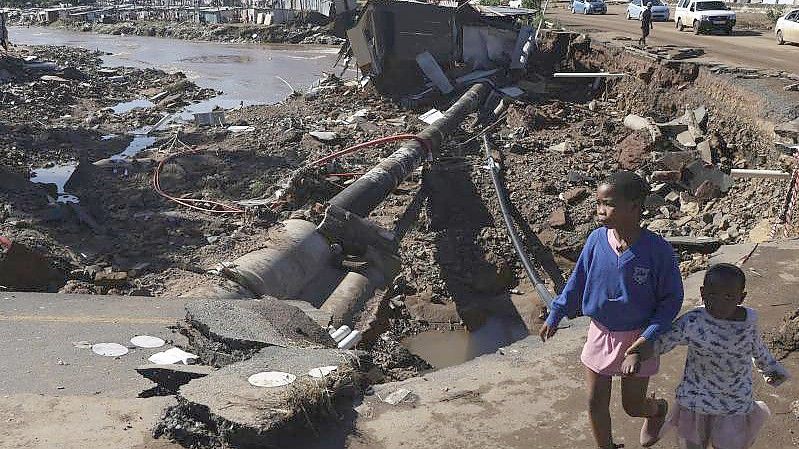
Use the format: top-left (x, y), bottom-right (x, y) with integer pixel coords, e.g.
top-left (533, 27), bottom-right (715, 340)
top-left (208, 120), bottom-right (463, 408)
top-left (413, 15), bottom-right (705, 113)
top-left (586, 368), bottom-right (614, 448)
top-left (619, 376), bottom-right (659, 417)
top-left (678, 438), bottom-right (706, 449)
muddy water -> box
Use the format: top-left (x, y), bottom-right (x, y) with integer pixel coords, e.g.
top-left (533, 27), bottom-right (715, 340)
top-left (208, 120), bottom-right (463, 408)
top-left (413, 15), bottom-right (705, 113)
top-left (10, 26), bottom-right (340, 109)
top-left (12, 27), bottom-right (340, 202)
top-left (402, 316), bottom-right (529, 369)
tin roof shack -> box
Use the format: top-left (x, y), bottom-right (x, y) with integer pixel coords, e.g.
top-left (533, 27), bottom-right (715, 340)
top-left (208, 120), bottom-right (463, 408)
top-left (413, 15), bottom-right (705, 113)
top-left (346, 0), bottom-right (536, 95)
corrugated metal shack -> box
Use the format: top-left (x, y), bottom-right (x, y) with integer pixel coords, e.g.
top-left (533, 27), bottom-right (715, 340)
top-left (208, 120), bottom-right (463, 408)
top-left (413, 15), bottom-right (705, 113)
top-left (346, 0), bottom-right (536, 94)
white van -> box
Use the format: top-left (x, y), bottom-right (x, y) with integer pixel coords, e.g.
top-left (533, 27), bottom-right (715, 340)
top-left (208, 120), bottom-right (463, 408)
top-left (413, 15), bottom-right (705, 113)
top-left (674, 0), bottom-right (736, 35)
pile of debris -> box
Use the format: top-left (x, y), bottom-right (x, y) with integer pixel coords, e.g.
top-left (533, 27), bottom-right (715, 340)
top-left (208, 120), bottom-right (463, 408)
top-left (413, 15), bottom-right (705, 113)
top-left (68, 21), bottom-right (344, 45)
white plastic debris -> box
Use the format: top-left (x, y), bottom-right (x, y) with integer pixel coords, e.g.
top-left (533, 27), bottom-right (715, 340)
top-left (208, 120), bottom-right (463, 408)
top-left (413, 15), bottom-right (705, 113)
top-left (248, 371), bottom-right (297, 388)
top-left (148, 347), bottom-right (198, 365)
top-left (227, 125), bottom-right (255, 133)
top-left (308, 366), bottom-right (338, 378)
top-left (383, 388), bottom-right (412, 405)
top-left (72, 341), bottom-right (93, 349)
top-left (130, 335), bottom-right (166, 348)
top-left (330, 325), bottom-right (351, 343)
top-left (419, 108), bottom-right (444, 125)
top-left (337, 330), bottom-right (362, 350)
top-left (91, 343), bottom-right (129, 357)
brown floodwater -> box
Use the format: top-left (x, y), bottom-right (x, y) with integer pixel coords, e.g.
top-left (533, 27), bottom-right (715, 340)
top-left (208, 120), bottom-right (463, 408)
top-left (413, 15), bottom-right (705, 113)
top-left (402, 315), bottom-right (529, 369)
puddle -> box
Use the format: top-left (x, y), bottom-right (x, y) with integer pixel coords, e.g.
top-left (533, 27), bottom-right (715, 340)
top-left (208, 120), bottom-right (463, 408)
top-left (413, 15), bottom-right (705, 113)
top-left (30, 163), bottom-right (80, 204)
top-left (111, 135), bottom-right (157, 160)
top-left (112, 98), bottom-right (154, 114)
top-left (402, 316), bottom-right (529, 369)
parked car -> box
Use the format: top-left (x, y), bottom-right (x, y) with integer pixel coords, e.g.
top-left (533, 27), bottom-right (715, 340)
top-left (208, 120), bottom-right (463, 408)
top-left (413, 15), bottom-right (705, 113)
top-left (626, 0), bottom-right (671, 21)
top-left (776, 8), bottom-right (799, 45)
top-left (571, 0), bottom-right (607, 15)
top-left (674, 0), bottom-right (736, 35)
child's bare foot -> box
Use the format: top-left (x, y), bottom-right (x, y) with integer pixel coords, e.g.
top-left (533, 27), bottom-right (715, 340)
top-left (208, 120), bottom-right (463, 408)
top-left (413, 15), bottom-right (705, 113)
top-left (640, 397), bottom-right (668, 447)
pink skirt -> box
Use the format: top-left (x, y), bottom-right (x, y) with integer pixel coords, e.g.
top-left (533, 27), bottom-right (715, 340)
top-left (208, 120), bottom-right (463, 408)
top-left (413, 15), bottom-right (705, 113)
top-left (581, 320), bottom-right (659, 377)
top-left (662, 402), bottom-right (770, 449)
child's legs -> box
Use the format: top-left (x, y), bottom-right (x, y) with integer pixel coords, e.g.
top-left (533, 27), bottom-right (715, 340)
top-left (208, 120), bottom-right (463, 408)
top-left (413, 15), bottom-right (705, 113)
top-left (585, 367), bottom-right (614, 448)
top-left (620, 376), bottom-right (659, 417)
top-left (679, 438), bottom-right (707, 449)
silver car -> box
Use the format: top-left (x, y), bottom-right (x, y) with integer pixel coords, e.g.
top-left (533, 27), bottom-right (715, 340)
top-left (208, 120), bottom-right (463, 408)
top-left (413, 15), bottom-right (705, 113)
top-left (627, 0), bottom-right (671, 21)
top-left (776, 8), bottom-right (799, 45)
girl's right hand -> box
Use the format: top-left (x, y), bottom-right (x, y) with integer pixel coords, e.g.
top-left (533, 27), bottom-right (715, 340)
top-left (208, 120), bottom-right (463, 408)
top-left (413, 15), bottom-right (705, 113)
top-left (539, 323), bottom-right (557, 342)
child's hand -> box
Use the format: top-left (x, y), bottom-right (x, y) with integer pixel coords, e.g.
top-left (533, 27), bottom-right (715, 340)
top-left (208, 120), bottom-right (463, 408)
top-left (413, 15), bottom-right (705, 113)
top-left (624, 337), bottom-right (655, 360)
top-left (765, 372), bottom-right (788, 387)
top-left (539, 323), bottom-right (558, 342)
top-left (622, 353), bottom-right (641, 376)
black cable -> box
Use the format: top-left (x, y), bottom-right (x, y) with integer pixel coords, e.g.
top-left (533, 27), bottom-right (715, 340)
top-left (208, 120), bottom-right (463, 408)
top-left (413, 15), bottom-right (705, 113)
top-left (481, 134), bottom-right (554, 308)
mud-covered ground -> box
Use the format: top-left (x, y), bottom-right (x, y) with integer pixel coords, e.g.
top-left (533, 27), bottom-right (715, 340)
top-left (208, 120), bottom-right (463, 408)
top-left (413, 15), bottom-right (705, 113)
top-left (2, 35), bottom-right (799, 371)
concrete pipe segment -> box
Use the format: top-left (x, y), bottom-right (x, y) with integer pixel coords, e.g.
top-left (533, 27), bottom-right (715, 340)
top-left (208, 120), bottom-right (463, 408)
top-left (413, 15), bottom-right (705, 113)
top-left (185, 219), bottom-right (332, 300)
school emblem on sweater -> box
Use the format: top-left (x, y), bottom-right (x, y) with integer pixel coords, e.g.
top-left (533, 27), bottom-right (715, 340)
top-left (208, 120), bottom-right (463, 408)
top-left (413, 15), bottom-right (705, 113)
top-left (633, 266), bottom-right (650, 285)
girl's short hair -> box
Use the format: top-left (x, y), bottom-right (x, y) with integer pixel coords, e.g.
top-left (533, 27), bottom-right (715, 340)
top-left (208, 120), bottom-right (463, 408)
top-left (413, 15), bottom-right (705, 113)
top-left (704, 263), bottom-right (746, 289)
top-left (602, 170), bottom-right (650, 204)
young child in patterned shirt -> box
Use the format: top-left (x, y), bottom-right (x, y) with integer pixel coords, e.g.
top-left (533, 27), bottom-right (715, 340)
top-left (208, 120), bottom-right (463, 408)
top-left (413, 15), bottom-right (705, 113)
top-left (627, 263), bottom-right (789, 449)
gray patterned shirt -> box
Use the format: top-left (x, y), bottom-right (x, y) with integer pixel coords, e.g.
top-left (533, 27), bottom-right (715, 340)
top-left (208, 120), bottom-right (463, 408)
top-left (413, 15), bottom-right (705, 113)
top-left (655, 307), bottom-right (788, 415)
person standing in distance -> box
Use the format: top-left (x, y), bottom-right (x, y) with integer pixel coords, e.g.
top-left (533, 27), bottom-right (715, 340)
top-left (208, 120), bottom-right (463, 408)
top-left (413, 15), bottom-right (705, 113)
top-left (640, 2), bottom-right (654, 48)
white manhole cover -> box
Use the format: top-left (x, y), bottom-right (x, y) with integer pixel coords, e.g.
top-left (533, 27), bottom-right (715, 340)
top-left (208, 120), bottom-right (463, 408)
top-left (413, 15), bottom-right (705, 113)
top-left (248, 371), bottom-right (296, 388)
top-left (130, 335), bottom-right (166, 348)
top-left (91, 343), bottom-right (129, 357)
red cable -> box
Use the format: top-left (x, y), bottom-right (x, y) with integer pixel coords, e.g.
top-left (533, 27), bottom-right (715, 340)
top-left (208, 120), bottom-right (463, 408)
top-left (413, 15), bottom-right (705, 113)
top-left (307, 134), bottom-right (432, 167)
top-left (152, 134), bottom-right (430, 215)
top-left (153, 147), bottom-right (246, 215)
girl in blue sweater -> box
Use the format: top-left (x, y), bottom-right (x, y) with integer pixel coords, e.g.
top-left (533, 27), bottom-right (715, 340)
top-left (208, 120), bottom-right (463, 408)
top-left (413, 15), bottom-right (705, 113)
top-left (539, 170), bottom-right (684, 449)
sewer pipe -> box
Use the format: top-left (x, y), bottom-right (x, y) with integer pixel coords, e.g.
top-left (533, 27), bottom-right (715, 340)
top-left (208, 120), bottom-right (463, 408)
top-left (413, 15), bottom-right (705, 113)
top-left (187, 83), bottom-right (492, 301)
top-left (329, 82), bottom-right (492, 217)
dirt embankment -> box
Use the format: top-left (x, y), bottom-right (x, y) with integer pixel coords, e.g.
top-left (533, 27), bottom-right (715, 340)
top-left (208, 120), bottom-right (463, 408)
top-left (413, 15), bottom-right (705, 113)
top-left (55, 20), bottom-right (343, 46)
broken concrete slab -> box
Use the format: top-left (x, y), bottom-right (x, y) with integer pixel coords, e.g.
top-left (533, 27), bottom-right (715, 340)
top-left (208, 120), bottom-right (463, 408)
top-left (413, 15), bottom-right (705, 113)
top-left (622, 114), bottom-right (661, 142)
top-left (562, 187), bottom-right (589, 205)
top-left (682, 160), bottom-right (732, 197)
top-left (548, 207), bottom-right (568, 229)
top-left (665, 236), bottom-right (722, 253)
top-left (775, 117), bottom-right (799, 144)
top-left (184, 298), bottom-right (336, 366)
top-left (697, 140), bottom-right (713, 163)
top-left (676, 130), bottom-right (698, 148)
top-left (282, 300), bottom-right (333, 327)
top-left (154, 346), bottom-right (361, 448)
top-left (617, 130), bottom-right (653, 170)
top-left (653, 150), bottom-right (701, 171)
top-left (136, 364), bottom-right (215, 393)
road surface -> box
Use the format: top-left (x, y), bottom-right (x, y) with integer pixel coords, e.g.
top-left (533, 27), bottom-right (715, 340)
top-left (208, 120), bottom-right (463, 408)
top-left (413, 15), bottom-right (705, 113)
top-left (550, 3), bottom-right (799, 74)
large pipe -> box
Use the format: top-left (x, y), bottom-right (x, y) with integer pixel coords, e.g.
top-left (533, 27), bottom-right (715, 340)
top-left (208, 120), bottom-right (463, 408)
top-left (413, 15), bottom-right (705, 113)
top-left (186, 85), bottom-right (490, 303)
top-left (184, 219), bottom-right (331, 299)
top-left (329, 82), bottom-right (492, 217)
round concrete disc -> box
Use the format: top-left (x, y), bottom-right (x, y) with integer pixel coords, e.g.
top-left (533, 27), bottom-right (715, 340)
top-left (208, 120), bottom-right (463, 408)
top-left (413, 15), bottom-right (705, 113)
top-left (308, 365), bottom-right (338, 378)
top-left (130, 335), bottom-right (166, 348)
top-left (248, 371), bottom-right (296, 388)
top-left (91, 343), bottom-right (129, 357)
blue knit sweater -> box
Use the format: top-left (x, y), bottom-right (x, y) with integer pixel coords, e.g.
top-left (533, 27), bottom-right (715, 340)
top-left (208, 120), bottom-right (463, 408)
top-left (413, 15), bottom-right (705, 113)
top-left (546, 227), bottom-right (684, 341)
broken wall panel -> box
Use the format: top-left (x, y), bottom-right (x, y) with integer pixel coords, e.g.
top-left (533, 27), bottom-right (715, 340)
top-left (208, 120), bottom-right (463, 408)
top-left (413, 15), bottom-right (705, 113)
top-left (462, 25), bottom-right (519, 70)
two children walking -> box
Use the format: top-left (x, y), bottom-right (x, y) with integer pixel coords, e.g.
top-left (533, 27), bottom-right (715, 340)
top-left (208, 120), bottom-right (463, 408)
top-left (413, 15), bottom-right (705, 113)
top-left (540, 171), bottom-right (788, 449)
